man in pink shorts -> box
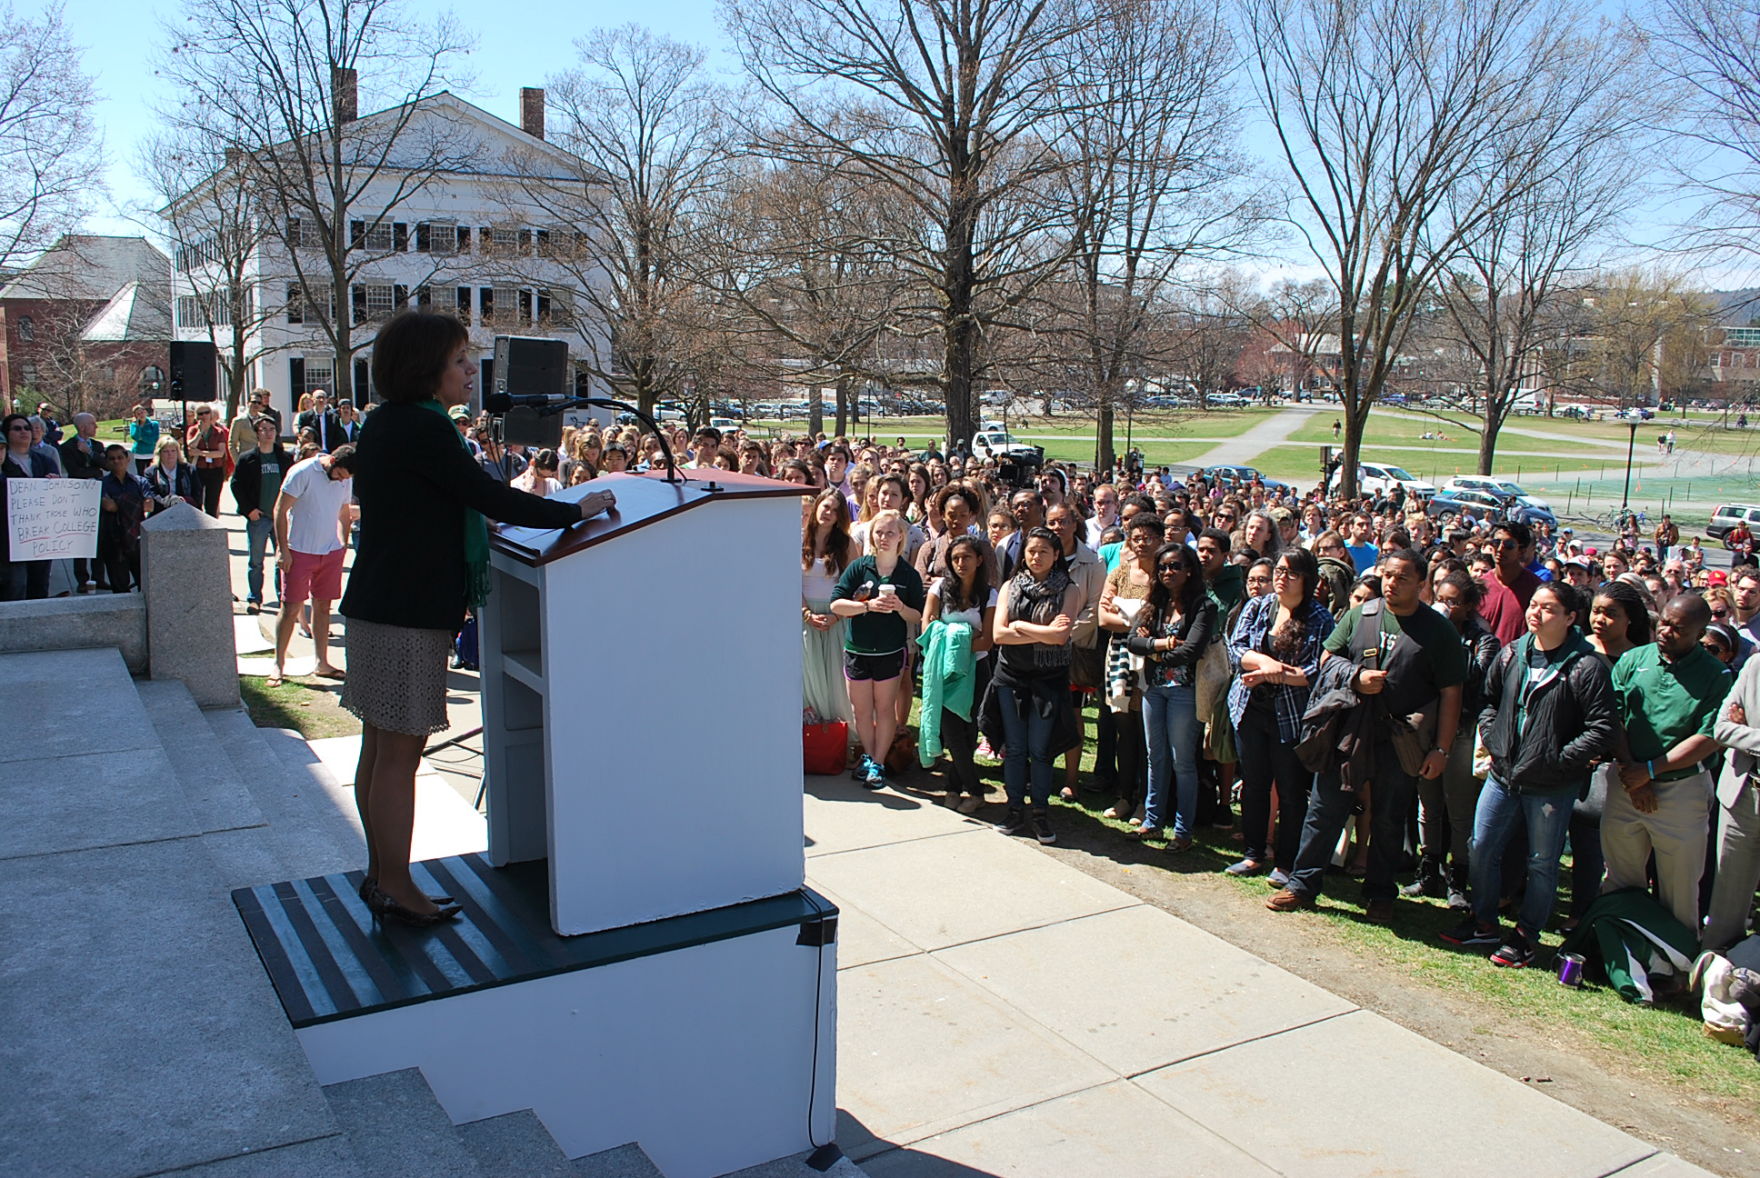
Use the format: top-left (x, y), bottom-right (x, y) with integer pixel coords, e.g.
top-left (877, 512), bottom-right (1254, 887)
top-left (271, 444), bottom-right (358, 686)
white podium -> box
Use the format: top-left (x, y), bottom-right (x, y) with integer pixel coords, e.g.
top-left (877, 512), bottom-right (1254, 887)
top-left (237, 469), bottom-right (840, 1178)
top-left (481, 469), bottom-right (810, 935)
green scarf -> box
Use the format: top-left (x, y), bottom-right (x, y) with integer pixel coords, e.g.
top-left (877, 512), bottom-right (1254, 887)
top-left (414, 398), bottom-right (491, 607)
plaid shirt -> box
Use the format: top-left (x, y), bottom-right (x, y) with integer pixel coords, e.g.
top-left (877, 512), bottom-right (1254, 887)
top-left (1225, 594), bottom-right (1336, 742)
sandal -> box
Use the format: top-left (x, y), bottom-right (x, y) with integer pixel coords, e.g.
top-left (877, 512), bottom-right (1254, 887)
top-left (313, 665), bottom-right (347, 681)
top-left (266, 671), bottom-right (284, 688)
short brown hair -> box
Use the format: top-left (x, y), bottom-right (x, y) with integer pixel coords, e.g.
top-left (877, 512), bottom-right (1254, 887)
top-left (369, 310), bottom-right (469, 405)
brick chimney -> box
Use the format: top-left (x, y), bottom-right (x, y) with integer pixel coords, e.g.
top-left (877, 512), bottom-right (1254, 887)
top-left (333, 66), bottom-right (358, 125)
top-left (520, 87), bottom-right (545, 140)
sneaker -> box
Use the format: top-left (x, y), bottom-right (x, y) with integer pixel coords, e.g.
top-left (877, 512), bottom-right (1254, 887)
top-left (1491, 931), bottom-right (1537, 968)
top-left (863, 759), bottom-right (886, 790)
top-left (956, 794), bottom-right (983, 815)
top-left (1364, 898), bottom-right (1395, 924)
top-left (850, 756), bottom-right (871, 783)
top-left (1267, 868), bottom-right (1291, 888)
top-left (1164, 835), bottom-right (1194, 853)
top-left (997, 807), bottom-right (1029, 836)
top-left (1446, 888), bottom-right (1470, 912)
top-left (1031, 811), bottom-right (1056, 845)
top-left (1438, 918), bottom-right (1502, 948)
top-left (1224, 858), bottom-right (1267, 876)
top-left (246, 601), bottom-right (261, 615)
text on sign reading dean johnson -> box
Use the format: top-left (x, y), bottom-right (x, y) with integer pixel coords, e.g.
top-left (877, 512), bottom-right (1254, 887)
top-left (8, 478), bottom-right (99, 560)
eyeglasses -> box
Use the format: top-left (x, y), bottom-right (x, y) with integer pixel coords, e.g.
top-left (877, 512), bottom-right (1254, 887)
top-left (1273, 567), bottom-right (1294, 577)
top-left (1493, 539), bottom-right (1520, 548)
top-left (1713, 608), bottom-right (1730, 618)
top-left (6, 423), bottom-right (29, 432)
top-left (1157, 563), bottom-right (1184, 574)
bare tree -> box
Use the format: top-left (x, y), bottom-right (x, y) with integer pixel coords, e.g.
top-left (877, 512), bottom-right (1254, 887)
top-left (508, 25), bottom-right (731, 416)
top-left (142, 128), bottom-right (283, 420)
top-left (0, 3), bottom-right (101, 272)
top-left (1556, 270), bottom-right (1718, 410)
top-left (1033, 0), bottom-right (1250, 470)
top-left (702, 154), bottom-right (915, 437)
top-left (158, 0), bottom-right (474, 406)
top-left (724, 0), bottom-right (1097, 453)
top-left (1436, 137), bottom-right (1639, 474)
top-left (1652, 0), bottom-right (1760, 270)
top-left (1245, 0), bottom-right (1631, 494)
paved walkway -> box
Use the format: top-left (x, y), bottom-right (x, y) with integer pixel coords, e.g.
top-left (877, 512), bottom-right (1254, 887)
top-left (1188, 406), bottom-right (1318, 467)
top-left (802, 772), bottom-right (1715, 1178)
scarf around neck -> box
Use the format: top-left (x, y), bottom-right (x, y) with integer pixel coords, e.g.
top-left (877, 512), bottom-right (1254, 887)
top-left (413, 398), bottom-right (491, 608)
top-left (1009, 562), bottom-right (1074, 668)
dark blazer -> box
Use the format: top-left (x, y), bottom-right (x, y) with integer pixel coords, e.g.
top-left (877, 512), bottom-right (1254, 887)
top-left (340, 402), bottom-right (582, 632)
top-left (2, 449), bottom-right (57, 561)
top-left (58, 434), bottom-right (106, 480)
top-left (298, 409), bottom-right (344, 452)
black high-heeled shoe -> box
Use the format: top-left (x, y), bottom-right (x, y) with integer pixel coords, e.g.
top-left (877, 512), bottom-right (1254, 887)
top-left (366, 885), bottom-right (462, 928)
top-left (359, 877), bottom-right (452, 905)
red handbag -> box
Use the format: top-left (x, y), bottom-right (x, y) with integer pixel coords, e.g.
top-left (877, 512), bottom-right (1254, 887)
top-left (803, 720), bottom-right (849, 776)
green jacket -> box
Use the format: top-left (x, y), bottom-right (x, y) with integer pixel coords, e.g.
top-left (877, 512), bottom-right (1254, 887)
top-left (917, 617), bottom-right (977, 767)
top-left (1558, 887), bottom-right (1699, 1004)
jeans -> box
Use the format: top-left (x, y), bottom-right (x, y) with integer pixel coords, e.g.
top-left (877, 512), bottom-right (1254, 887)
top-left (1469, 777), bottom-right (1574, 936)
top-left (1142, 682), bottom-right (1200, 837)
top-left (0, 558), bottom-right (50, 600)
top-left (1289, 740), bottom-right (1416, 901)
top-left (997, 682), bottom-right (1055, 810)
top-left (1235, 703), bottom-right (1312, 869)
top-left (244, 515), bottom-right (277, 603)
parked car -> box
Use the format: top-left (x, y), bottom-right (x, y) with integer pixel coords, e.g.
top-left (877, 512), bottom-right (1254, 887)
top-left (708, 416), bottom-right (743, 434)
top-left (1709, 503), bottom-right (1760, 545)
top-left (1426, 488), bottom-right (1506, 525)
top-left (1205, 392), bottom-right (1249, 409)
top-left (1199, 464), bottom-right (1289, 490)
top-left (971, 426), bottom-right (1043, 465)
top-left (1441, 475), bottom-right (1552, 513)
top-left (1329, 461), bottom-right (1438, 499)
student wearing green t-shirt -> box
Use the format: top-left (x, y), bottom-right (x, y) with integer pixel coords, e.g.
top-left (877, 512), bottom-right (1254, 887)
top-left (1604, 592), bottom-right (1731, 933)
top-left (831, 509), bottom-right (926, 789)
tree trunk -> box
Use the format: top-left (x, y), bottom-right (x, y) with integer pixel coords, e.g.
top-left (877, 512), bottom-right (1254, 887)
top-left (1096, 399), bottom-right (1115, 473)
top-left (944, 314), bottom-right (978, 458)
top-left (834, 375), bottom-right (850, 437)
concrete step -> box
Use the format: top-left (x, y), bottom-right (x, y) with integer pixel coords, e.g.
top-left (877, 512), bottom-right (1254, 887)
top-left (206, 706), bottom-right (365, 880)
top-left (571, 1143), bottom-right (666, 1178)
top-left (715, 1150), bottom-right (868, 1178)
top-left (457, 1110), bottom-right (575, 1178)
top-left (133, 678), bottom-right (287, 890)
top-left (324, 1068), bottom-right (485, 1178)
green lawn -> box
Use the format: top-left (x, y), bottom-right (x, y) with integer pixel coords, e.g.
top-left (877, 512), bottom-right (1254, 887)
top-left (1289, 407), bottom-right (1483, 447)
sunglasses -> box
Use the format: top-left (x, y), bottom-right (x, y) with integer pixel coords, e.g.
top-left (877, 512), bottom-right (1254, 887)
top-left (1157, 563), bottom-right (1185, 573)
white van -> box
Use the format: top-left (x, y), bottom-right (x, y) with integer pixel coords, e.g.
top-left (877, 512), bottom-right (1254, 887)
top-left (1329, 461), bottom-right (1438, 498)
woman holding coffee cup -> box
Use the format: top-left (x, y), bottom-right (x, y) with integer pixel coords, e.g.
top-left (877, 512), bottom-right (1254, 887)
top-left (831, 508), bottom-right (925, 790)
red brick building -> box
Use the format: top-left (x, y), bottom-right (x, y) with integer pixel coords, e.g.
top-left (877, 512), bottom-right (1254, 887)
top-left (0, 235), bottom-right (171, 418)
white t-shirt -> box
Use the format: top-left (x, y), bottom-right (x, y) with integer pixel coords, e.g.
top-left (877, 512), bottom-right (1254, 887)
top-left (927, 581), bottom-right (998, 659)
top-left (280, 455), bottom-right (353, 556)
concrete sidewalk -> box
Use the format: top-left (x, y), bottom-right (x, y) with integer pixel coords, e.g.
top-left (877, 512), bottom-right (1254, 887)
top-left (1188, 406), bottom-right (1318, 468)
top-left (804, 773), bottom-right (1715, 1178)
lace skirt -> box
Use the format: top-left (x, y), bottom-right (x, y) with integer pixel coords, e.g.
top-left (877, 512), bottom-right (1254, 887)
top-left (339, 618), bottom-right (454, 735)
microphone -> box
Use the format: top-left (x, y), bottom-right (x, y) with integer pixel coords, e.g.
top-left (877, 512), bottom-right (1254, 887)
top-left (482, 392), bottom-right (558, 413)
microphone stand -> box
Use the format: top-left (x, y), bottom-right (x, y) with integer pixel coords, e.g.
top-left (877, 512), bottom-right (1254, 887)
top-left (488, 395), bottom-right (683, 486)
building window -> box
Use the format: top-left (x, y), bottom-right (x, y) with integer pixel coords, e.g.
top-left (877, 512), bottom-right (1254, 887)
top-left (287, 283), bottom-right (333, 325)
top-left (19, 361), bottom-right (37, 389)
top-left (518, 289), bottom-right (533, 326)
top-left (287, 285), bottom-right (304, 325)
top-left (416, 222), bottom-right (460, 254)
top-left (351, 283), bottom-right (400, 324)
top-left (16, 315), bottom-right (32, 340)
top-left (456, 286), bottom-right (471, 325)
top-left (479, 287), bottom-right (495, 324)
top-left (286, 217), bottom-right (323, 249)
top-left (350, 220), bottom-right (394, 252)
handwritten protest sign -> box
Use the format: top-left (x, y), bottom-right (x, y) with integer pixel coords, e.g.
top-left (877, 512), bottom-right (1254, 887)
top-left (7, 478), bottom-right (99, 560)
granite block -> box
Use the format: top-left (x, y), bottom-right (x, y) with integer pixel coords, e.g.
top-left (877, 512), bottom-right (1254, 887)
top-left (143, 501), bottom-right (239, 707)
top-left (136, 678), bottom-right (265, 833)
top-left (0, 592), bottom-right (146, 670)
top-left (0, 744), bottom-right (198, 859)
top-left (324, 1068), bottom-right (484, 1178)
top-left (0, 647), bottom-right (160, 764)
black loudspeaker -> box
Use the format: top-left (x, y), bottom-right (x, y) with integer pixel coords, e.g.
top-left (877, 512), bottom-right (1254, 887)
top-left (492, 335), bottom-right (569, 448)
top-left (168, 340), bottom-right (218, 404)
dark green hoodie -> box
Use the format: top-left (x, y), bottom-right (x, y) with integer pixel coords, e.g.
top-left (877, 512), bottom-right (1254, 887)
top-left (1206, 563), bottom-right (1245, 614)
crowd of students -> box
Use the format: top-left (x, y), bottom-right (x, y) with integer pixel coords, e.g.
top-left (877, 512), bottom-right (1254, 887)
top-left (786, 433), bottom-right (1758, 972)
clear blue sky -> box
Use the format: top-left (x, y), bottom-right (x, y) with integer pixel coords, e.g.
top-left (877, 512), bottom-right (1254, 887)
top-left (60, 0), bottom-right (1741, 288)
top-left (68, 0), bottom-right (730, 236)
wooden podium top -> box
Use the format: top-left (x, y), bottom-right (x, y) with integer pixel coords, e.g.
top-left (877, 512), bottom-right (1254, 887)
top-left (491, 469), bottom-right (809, 567)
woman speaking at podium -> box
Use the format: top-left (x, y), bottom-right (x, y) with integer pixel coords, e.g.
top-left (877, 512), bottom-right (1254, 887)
top-left (340, 311), bottom-right (615, 927)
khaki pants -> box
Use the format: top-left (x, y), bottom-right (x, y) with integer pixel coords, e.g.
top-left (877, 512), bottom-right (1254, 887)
top-left (1705, 782), bottom-right (1760, 950)
top-left (1601, 769), bottom-right (1711, 934)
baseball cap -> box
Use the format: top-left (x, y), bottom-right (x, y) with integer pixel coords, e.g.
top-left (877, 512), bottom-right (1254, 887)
top-left (1584, 546), bottom-right (1599, 557)
top-left (447, 405), bottom-right (471, 421)
top-left (1709, 569), bottom-right (1729, 586)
